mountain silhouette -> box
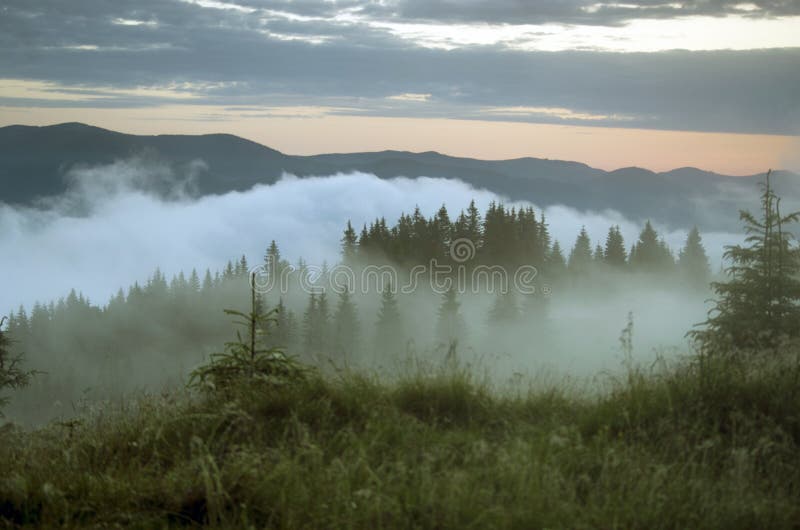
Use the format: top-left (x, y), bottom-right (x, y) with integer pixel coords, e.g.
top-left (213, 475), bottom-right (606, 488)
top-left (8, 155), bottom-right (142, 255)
top-left (1, 122), bottom-right (796, 231)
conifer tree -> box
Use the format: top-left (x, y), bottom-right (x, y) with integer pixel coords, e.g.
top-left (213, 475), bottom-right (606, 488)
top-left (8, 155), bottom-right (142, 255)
top-left (189, 268), bottom-right (201, 293)
top-left (517, 207), bottom-right (540, 266)
top-left (358, 224), bottom-right (371, 255)
top-left (433, 204), bottom-right (453, 261)
top-left (302, 293), bottom-right (318, 353)
top-left (302, 293), bottom-right (328, 354)
top-left (692, 171), bottom-right (800, 351)
top-left (202, 269), bottom-right (214, 293)
top-left (264, 240), bottom-right (288, 281)
top-left (537, 213), bottom-right (552, 267)
top-left (436, 286), bottom-right (466, 344)
top-left (286, 310), bottom-right (299, 350)
top-left (341, 220), bottom-right (359, 265)
top-left (317, 292), bottom-right (331, 352)
top-left (0, 317), bottom-right (34, 412)
top-left (223, 260), bottom-right (235, 280)
top-left (521, 290), bottom-right (549, 325)
top-left (333, 289), bottom-right (360, 359)
top-left (271, 297), bottom-right (291, 349)
top-left (604, 225), bottom-right (627, 267)
top-left (593, 244), bottom-right (605, 263)
top-left (630, 221), bottom-right (673, 272)
top-left (146, 268), bottom-right (169, 297)
top-left (568, 227), bottom-right (593, 274)
top-left (374, 283), bottom-right (404, 356)
top-left (488, 290), bottom-right (519, 324)
top-left (547, 240), bottom-right (567, 276)
top-left (678, 226), bottom-right (711, 287)
top-left (466, 199), bottom-right (482, 245)
top-left (7, 307), bottom-right (29, 342)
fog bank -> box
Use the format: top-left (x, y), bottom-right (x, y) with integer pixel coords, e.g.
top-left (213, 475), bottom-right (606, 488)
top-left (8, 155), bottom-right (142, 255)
top-left (1, 159), bottom-right (742, 312)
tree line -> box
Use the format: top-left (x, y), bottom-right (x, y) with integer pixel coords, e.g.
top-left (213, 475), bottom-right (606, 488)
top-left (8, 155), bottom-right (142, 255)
top-left (4, 200), bottom-right (714, 369)
top-left (348, 200), bottom-right (711, 284)
top-left (3, 181), bottom-right (800, 418)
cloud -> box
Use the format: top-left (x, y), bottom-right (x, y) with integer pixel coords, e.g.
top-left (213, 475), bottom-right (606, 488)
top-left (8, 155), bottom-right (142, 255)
top-left (387, 93), bottom-right (432, 102)
top-left (0, 160), bottom-right (744, 313)
top-left (1, 1), bottom-right (799, 134)
top-left (382, 0), bottom-right (800, 26)
top-left (480, 105), bottom-right (636, 123)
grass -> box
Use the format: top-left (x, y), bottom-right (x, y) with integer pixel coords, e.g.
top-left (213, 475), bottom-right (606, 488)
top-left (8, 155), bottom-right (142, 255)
top-left (2, 348), bottom-right (800, 529)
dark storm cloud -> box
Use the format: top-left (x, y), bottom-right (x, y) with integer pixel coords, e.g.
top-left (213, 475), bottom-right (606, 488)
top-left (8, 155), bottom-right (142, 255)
top-left (1, 0), bottom-right (799, 134)
top-left (376, 0), bottom-right (800, 26)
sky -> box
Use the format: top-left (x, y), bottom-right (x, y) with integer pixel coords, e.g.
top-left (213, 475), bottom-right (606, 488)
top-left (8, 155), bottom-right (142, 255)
top-left (1, 0), bottom-right (799, 173)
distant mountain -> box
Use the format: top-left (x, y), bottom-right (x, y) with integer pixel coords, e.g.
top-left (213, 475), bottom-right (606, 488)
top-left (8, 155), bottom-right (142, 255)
top-left (1, 122), bottom-right (797, 231)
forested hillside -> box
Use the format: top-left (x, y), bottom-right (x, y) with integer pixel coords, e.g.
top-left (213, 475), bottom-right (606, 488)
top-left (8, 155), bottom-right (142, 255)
top-left (4, 199), bottom-right (711, 423)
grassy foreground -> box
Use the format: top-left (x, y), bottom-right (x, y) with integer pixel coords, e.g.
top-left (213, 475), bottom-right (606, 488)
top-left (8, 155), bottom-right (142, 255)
top-left (2, 351), bottom-right (800, 529)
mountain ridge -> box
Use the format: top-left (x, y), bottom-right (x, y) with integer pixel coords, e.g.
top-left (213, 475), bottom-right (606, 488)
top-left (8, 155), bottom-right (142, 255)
top-left (1, 122), bottom-right (796, 232)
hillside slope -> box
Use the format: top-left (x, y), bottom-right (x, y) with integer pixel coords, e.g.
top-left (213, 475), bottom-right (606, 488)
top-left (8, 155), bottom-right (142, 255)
top-left (2, 123), bottom-right (796, 231)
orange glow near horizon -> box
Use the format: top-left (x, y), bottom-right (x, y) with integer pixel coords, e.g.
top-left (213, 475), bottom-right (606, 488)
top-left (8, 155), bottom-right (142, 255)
top-left (2, 105), bottom-right (797, 175)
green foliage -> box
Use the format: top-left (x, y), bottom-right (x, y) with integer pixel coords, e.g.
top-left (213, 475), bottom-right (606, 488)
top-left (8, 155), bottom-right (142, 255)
top-left (374, 283), bottom-right (405, 356)
top-left (488, 289), bottom-right (519, 324)
top-left (604, 224), bottom-right (627, 266)
top-left (333, 289), bottom-right (360, 360)
top-left (302, 292), bottom-right (330, 355)
top-left (568, 226), bottom-right (593, 274)
top-left (3, 350), bottom-right (800, 528)
top-left (189, 274), bottom-right (305, 392)
top-left (678, 226), bottom-right (711, 286)
top-left (0, 317), bottom-right (35, 414)
top-left (436, 286), bottom-right (466, 344)
top-left (341, 220), bottom-right (359, 265)
top-left (546, 240), bottom-right (567, 276)
top-left (630, 220), bottom-right (674, 272)
top-left (692, 171), bottom-right (800, 352)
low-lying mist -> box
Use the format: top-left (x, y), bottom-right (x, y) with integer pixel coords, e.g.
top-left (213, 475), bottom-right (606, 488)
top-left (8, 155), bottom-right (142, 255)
top-left (0, 158), bottom-right (746, 424)
top-left (1, 158), bottom-right (741, 310)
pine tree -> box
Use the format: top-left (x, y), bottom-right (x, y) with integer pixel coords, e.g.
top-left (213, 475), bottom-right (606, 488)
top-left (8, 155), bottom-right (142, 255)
top-left (202, 269), bottom-right (214, 293)
top-left (678, 226), bottom-right (711, 287)
top-left (547, 240), bottom-right (567, 276)
top-left (0, 316), bottom-right (35, 412)
top-left (518, 207), bottom-right (540, 266)
top-left (223, 260), bottom-right (235, 280)
top-left (264, 240), bottom-right (288, 281)
top-left (358, 224), bottom-right (371, 255)
top-left (593, 244), bottom-right (605, 263)
top-left (374, 283), bottom-right (404, 356)
top-left (604, 225), bottom-right (627, 267)
top-left (333, 289), bottom-right (360, 359)
top-left (630, 221), bottom-right (673, 272)
top-left (436, 286), bottom-right (466, 344)
top-left (271, 297), bottom-right (291, 349)
top-left (466, 199), bottom-right (482, 246)
top-left (189, 268), bottom-right (201, 293)
top-left (302, 293), bottom-right (324, 354)
top-left (7, 307), bottom-right (29, 342)
top-left (522, 290), bottom-right (549, 326)
top-left (146, 268), bottom-right (169, 298)
top-left (341, 220), bottom-right (359, 265)
top-left (433, 204), bottom-right (452, 261)
top-left (285, 310), bottom-right (299, 350)
top-left (537, 213), bottom-right (552, 268)
top-left (488, 290), bottom-right (519, 324)
top-left (692, 171), bottom-right (800, 351)
top-left (568, 227), bottom-right (593, 274)
top-left (317, 292), bottom-right (331, 353)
